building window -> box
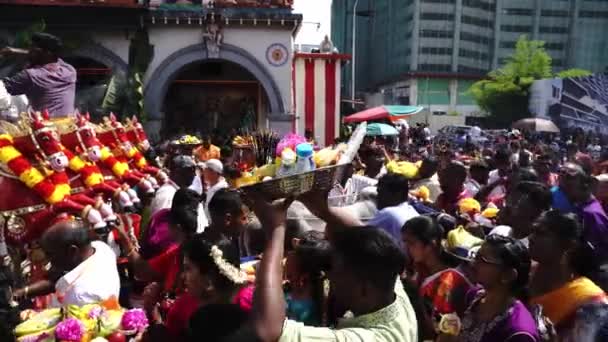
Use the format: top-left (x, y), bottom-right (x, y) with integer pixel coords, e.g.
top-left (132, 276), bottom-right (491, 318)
top-left (421, 47), bottom-right (453, 55)
top-left (579, 11), bottom-right (608, 18)
top-left (420, 12), bottom-right (455, 21)
top-left (553, 59), bottom-right (564, 67)
top-left (545, 42), bottom-right (565, 50)
top-left (500, 41), bottom-right (517, 48)
top-left (462, 0), bottom-right (495, 11)
top-left (503, 8), bottom-right (533, 16)
top-left (421, 0), bottom-right (456, 3)
top-left (501, 25), bottom-right (532, 33)
top-left (539, 26), bottom-right (568, 34)
top-left (460, 31), bottom-right (492, 45)
top-left (541, 9), bottom-right (570, 17)
top-left (462, 15), bottom-right (494, 28)
top-left (418, 64), bottom-right (452, 72)
top-left (458, 65), bottom-right (488, 74)
top-left (459, 49), bottom-right (489, 60)
top-left (420, 30), bottom-right (453, 38)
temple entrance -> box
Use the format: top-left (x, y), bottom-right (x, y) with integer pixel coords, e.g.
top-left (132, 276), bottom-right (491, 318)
top-left (162, 60), bottom-right (268, 138)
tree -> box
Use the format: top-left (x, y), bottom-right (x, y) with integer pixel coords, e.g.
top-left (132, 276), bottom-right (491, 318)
top-left (102, 29), bottom-right (153, 122)
top-left (469, 35), bottom-right (591, 126)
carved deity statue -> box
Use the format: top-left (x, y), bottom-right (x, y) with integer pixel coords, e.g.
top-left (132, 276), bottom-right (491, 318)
top-left (202, 23), bottom-right (223, 58)
top-left (320, 35), bottom-right (334, 53)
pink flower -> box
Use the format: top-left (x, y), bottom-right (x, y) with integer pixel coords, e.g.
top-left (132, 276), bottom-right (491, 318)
top-left (88, 306), bottom-right (103, 319)
top-left (121, 308), bottom-right (149, 332)
top-left (55, 318), bottom-right (84, 341)
top-left (276, 133), bottom-right (306, 156)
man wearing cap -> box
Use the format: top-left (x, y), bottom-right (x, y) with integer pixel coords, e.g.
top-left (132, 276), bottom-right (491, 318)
top-left (149, 155), bottom-right (208, 234)
top-left (150, 155), bottom-right (194, 213)
top-left (203, 158), bottom-right (228, 220)
top-left (1, 33), bottom-right (76, 118)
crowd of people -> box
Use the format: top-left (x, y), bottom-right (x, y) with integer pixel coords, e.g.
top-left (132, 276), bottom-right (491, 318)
top-left (3, 124), bottom-right (608, 342)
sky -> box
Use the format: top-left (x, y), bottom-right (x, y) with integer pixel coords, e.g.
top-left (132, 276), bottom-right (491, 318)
top-left (293, 0), bottom-right (332, 45)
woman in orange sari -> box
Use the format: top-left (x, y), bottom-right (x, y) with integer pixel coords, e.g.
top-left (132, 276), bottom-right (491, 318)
top-left (529, 210), bottom-right (607, 337)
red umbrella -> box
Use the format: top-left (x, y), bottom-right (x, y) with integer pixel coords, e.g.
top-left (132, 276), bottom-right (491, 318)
top-left (343, 105), bottom-right (424, 123)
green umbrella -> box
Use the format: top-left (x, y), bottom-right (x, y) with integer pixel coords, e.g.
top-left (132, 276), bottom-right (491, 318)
top-left (366, 123), bottom-right (399, 136)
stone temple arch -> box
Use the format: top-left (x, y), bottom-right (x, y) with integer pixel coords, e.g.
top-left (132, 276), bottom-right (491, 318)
top-left (67, 43), bottom-right (128, 75)
top-left (143, 43), bottom-right (285, 124)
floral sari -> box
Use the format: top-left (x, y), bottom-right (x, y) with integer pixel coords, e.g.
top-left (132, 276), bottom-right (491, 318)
top-left (420, 267), bottom-right (473, 317)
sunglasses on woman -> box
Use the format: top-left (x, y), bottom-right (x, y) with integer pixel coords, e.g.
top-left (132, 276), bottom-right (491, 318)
top-left (473, 252), bottom-right (503, 266)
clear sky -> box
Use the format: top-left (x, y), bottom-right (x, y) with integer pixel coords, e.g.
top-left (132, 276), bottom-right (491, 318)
top-left (293, 0), bottom-right (332, 45)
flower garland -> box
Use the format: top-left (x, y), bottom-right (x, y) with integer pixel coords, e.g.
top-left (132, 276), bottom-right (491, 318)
top-left (60, 145), bottom-right (105, 188)
top-left (46, 168), bottom-right (72, 199)
top-left (210, 245), bottom-right (249, 284)
top-left (125, 146), bottom-right (148, 170)
top-left (0, 134), bottom-right (69, 204)
top-left (99, 146), bottom-right (130, 178)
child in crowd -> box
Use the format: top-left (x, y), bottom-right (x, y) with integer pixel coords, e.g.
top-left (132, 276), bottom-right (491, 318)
top-left (284, 231), bottom-right (331, 326)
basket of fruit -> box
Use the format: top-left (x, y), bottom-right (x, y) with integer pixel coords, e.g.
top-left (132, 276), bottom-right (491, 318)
top-left (239, 123), bottom-right (366, 200)
top-left (240, 163), bottom-right (351, 200)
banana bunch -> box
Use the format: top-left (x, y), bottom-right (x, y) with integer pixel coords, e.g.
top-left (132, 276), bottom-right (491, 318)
top-left (253, 163), bottom-right (277, 179)
top-left (17, 326), bottom-right (55, 342)
top-left (232, 135), bottom-right (253, 146)
top-left (234, 171), bottom-right (258, 188)
top-left (15, 308), bottom-right (62, 340)
top-left (97, 310), bottom-right (124, 337)
top-left (313, 147), bottom-right (337, 168)
top-left (386, 160), bottom-right (419, 179)
top-left (66, 304), bottom-right (102, 333)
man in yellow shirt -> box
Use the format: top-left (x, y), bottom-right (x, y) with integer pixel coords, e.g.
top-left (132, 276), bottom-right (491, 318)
top-left (245, 192), bottom-right (418, 342)
top-left (194, 135), bottom-right (220, 162)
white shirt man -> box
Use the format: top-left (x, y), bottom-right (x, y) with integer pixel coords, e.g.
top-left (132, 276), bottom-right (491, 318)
top-left (149, 155), bottom-right (208, 232)
top-left (53, 241), bottom-right (119, 307)
top-left (203, 159), bottom-right (228, 220)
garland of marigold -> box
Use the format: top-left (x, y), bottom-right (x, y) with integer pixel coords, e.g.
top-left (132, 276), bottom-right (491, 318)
top-left (0, 134), bottom-right (70, 204)
top-left (126, 146), bottom-right (148, 169)
top-left (99, 146), bottom-right (130, 178)
top-left (60, 145), bottom-right (105, 188)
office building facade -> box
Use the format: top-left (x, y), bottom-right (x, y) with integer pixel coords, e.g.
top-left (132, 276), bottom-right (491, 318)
top-left (332, 0), bottom-right (608, 116)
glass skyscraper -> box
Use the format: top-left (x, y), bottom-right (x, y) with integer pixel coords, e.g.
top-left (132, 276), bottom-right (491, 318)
top-left (332, 0), bottom-right (608, 112)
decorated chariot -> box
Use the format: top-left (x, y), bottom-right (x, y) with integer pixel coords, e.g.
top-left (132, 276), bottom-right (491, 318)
top-left (0, 111), bottom-right (168, 312)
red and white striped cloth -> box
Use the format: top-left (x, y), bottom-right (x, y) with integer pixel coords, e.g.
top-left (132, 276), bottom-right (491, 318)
top-left (292, 53), bottom-right (351, 147)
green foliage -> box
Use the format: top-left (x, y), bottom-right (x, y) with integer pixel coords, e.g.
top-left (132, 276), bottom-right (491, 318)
top-left (469, 35), bottom-right (592, 126)
top-left (102, 29), bottom-right (153, 122)
top-left (13, 21), bottom-right (47, 48)
top-left (556, 68), bottom-right (592, 79)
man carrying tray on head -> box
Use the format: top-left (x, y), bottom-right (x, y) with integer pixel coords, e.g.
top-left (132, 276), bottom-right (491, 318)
top-left (0, 33), bottom-right (76, 118)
